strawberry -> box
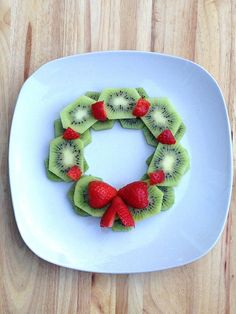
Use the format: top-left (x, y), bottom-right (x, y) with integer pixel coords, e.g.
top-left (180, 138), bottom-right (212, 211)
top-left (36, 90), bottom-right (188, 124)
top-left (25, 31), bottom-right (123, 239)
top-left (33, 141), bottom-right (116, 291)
top-left (132, 98), bottom-right (150, 117)
top-left (157, 129), bottom-right (176, 145)
top-left (91, 101), bottom-right (107, 121)
top-left (63, 127), bottom-right (80, 140)
top-left (88, 181), bottom-right (117, 208)
top-left (118, 181), bottom-right (149, 209)
top-left (67, 166), bottom-right (82, 181)
top-left (148, 170), bottom-right (165, 185)
top-left (100, 196), bottom-right (135, 228)
top-left (100, 204), bottom-right (116, 227)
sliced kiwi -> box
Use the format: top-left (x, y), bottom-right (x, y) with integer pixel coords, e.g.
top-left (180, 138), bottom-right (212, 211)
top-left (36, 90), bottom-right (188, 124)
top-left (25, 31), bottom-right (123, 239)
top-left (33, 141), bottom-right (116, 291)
top-left (92, 120), bottom-right (115, 131)
top-left (129, 185), bottom-right (163, 221)
top-left (85, 91), bottom-right (100, 101)
top-left (175, 122), bottom-right (186, 142)
top-left (68, 184), bottom-right (89, 216)
top-left (54, 119), bottom-right (64, 137)
top-left (84, 158), bottom-right (89, 172)
top-left (60, 96), bottom-right (96, 133)
top-left (119, 118), bottom-right (144, 130)
top-left (74, 176), bottom-right (107, 217)
top-left (49, 136), bottom-right (84, 182)
top-left (80, 129), bottom-right (92, 146)
top-left (146, 152), bottom-right (155, 166)
top-left (98, 88), bottom-right (140, 119)
top-left (136, 87), bottom-right (149, 99)
top-left (141, 98), bottom-right (181, 137)
top-left (148, 143), bottom-right (189, 186)
top-left (158, 186), bottom-right (175, 211)
top-left (140, 173), bottom-right (149, 180)
top-left (45, 158), bottom-right (63, 182)
top-left (112, 220), bottom-right (133, 232)
top-left (143, 126), bottom-right (158, 147)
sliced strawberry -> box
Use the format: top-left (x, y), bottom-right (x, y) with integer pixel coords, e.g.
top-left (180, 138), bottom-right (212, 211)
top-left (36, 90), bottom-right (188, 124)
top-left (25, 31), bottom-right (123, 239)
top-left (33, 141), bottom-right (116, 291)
top-left (100, 204), bottom-right (116, 227)
top-left (67, 166), bottom-right (82, 181)
top-left (91, 101), bottom-right (107, 121)
top-left (112, 196), bottom-right (135, 227)
top-left (118, 181), bottom-right (149, 209)
top-left (88, 181), bottom-right (117, 208)
top-left (132, 98), bottom-right (150, 117)
top-left (63, 127), bottom-right (80, 140)
top-left (148, 170), bottom-right (165, 185)
top-left (157, 129), bottom-right (176, 145)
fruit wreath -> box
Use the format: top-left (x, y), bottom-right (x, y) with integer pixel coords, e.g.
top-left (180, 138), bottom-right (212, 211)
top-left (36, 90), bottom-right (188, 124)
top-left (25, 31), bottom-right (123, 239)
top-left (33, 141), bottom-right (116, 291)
top-left (45, 88), bottom-right (190, 231)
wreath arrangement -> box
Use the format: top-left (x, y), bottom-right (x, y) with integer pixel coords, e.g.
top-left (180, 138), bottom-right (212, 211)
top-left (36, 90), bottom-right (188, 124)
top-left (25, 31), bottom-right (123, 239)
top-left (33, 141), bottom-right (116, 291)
top-left (45, 88), bottom-right (190, 231)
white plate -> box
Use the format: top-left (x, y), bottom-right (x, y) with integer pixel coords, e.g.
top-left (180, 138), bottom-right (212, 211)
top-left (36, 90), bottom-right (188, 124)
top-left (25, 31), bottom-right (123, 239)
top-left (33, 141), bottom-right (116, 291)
top-left (9, 51), bottom-right (233, 273)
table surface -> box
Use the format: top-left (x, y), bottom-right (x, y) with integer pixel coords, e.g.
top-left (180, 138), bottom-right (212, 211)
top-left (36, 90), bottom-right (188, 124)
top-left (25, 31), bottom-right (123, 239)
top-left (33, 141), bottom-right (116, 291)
top-left (0, 0), bottom-right (235, 313)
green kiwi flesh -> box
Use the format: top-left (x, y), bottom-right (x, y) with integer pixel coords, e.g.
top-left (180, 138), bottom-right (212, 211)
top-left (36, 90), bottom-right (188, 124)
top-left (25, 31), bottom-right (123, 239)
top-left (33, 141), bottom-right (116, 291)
top-left (158, 186), bottom-right (175, 211)
top-left (49, 136), bottom-right (84, 182)
top-left (92, 120), bottom-right (115, 131)
top-left (148, 143), bottom-right (189, 186)
top-left (143, 126), bottom-right (158, 147)
top-left (54, 119), bottom-right (64, 137)
top-left (119, 118), bottom-right (144, 130)
top-left (84, 158), bottom-right (89, 172)
top-left (98, 88), bottom-right (140, 119)
top-left (85, 91), bottom-right (100, 101)
top-left (146, 152), bottom-right (155, 166)
top-left (112, 220), bottom-right (133, 232)
top-left (140, 174), bottom-right (149, 180)
top-left (74, 176), bottom-right (107, 217)
top-left (60, 96), bottom-right (96, 133)
top-left (68, 184), bottom-right (90, 216)
top-left (174, 122), bottom-right (186, 142)
top-left (136, 87), bottom-right (149, 99)
top-left (45, 158), bottom-right (63, 182)
top-left (141, 98), bottom-right (181, 137)
top-left (80, 129), bottom-right (92, 146)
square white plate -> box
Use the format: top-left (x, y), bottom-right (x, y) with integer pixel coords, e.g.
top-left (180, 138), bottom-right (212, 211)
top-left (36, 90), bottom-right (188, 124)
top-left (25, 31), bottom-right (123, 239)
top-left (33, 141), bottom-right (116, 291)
top-left (9, 51), bottom-right (233, 273)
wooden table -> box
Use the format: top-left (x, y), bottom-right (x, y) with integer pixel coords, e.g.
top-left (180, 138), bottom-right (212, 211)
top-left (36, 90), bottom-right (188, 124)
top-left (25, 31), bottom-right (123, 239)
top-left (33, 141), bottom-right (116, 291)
top-left (0, 1), bottom-right (235, 313)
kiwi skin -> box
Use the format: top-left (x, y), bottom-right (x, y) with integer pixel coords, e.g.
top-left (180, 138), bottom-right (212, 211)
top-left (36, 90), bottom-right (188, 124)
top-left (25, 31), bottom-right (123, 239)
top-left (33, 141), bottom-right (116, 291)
top-left (92, 120), bottom-right (115, 131)
top-left (68, 184), bottom-right (90, 216)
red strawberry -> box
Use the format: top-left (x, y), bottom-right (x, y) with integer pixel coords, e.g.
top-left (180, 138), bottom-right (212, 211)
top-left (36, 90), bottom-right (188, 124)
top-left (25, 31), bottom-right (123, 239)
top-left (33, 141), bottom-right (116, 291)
top-left (157, 129), bottom-right (176, 145)
top-left (67, 166), bottom-right (82, 181)
top-left (63, 127), bottom-right (80, 140)
top-left (100, 204), bottom-right (116, 227)
top-left (132, 98), bottom-right (150, 117)
top-left (88, 181), bottom-right (117, 208)
top-left (148, 170), bottom-right (165, 185)
top-left (112, 196), bottom-right (135, 227)
top-left (118, 181), bottom-right (149, 209)
top-left (91, 101), bottom-right (107, 121)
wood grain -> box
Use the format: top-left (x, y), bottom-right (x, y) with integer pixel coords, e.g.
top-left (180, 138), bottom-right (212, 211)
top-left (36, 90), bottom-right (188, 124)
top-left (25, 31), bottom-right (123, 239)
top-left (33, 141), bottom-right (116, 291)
top-left (0, 0), bottom-right (235, 313)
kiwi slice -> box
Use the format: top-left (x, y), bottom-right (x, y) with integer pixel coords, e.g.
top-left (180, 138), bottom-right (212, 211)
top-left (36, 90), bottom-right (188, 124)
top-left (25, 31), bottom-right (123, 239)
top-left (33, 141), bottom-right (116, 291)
top-left (112, 220), bottom-right (133, 232)
top-left (119, 118), bottom-right (144, 130)
top-left (85, 91), bottom-right (100, 101)
top-left (136, 87), bottom-right (149, 99)
top-left (140, 174), bottom-right (149, 180)
top-left (49, 136), bottom-right (84, 182)
top-left (148, 143), bottom-right (189, 186)
top-left (98, 88), bottom-right (140, 119)
top-left (68, 184), bottom-right (90, 216)
top-left (74, 176), bottom-right (107, 217)
top-left (60, 96), bottom-right (96, 133)
top-left (80, 129), bottom-right (92, 146)
top-left (129, 185), bottom-right (163, 221)
top-left (84, 158), bottom-right (89, 172)
top-left (146, 152), bottom-right (155, 166)
top-left (143, 126), bottom-right (158, 147)
top-left (45, 158), bottom-right (63, 182)
top-left (175, 122), bottom-right (186, 142)
top-left (158, 186), bottom-right (175, 211)
top-left (141, 98), bottom-right (181, 137)
top-left (54, 119), bottom-right (64, 137)
top-left (92, 120), bottom-right (115, 131)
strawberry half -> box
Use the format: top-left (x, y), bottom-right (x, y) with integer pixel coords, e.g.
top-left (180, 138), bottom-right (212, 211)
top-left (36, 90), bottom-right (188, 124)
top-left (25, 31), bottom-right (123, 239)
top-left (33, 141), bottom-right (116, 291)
top-left (91, 101), bottom-right (107, 121)
top-left (118, 181), bottom-right (149, 209)
top-left (67, 166), bottom-right (82, 181)
top-left (88, 181), bottom-right (117, 208)
top-left (132, 98), bottom-right (150, 117)
top-left (100, 204), bottom-right (116, 227)
top-left (63, 127), bottom-right (80, 140)
top-left (157, 129), bottom-right (176, 145)
top-left (148, 170), bottom-right (165, 185)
